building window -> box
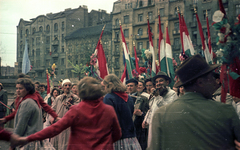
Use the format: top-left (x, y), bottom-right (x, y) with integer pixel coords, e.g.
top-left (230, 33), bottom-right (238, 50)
top-left (53, 58), bottom-right (58, 65)
top-left (32, 28), bottom-right (36, 34)
top-left (26, 29), bottom-right (29, 37)
top-left (174, 22), bottom-right (179, 32)
top-left (36, 37), bottom-right (40, 46)
top-left (61, 70), bottom-right (64, 75)
top-left (39, 26), bottom-right (43, 32)
top-left (174, 7), bottom-right (179, 16)
top-left (36, 49), bottom-right (40, 56)
top-left (45, 59), bottom-right (50, 66)
top-left (192, 0), bottom-right (198, 4)
top-left (62, 34), bottom-right (64, 42)
top-left (32, 38), bottom-right (34, 46)
top-left (53, 46), bottom-right (58, 53)
top-left (54, 23), bottom-right (58, 31)
top-left (192, 30), bottom-right (197, 45)
top-left (159, 8), bottom-right (165, 16)
top-left (36, 60), bottom-right (40, 68)
top-left (115, 45), bottom-right (119, 55)
top-left (46, 48), bottom-right (50, 54)
top-left (62, 21), bottom-right (64, 31)
top-left (124, 29), bottom-right (129, 37)
top-left (46, 36), bottom-right (50, 44)
top-left (115, 31), bottom-right (119, 39)
top-left (148, 0), bottom-right (152, 6)
top-left (54, 35), bottom-right (58, 41)
top-left (124, 15), bottom-right (129, 24)
top-left (138, 42), bottom-right (143, 50)
top-left (236, 4), bottom-right (240, 16)
top-left (139, 0), bottom-right (143, 7)
top-left (174, 38), bottom-right (180, 46)
top-left (46, 25), bottom-right (50, 33)
top-left (193, 14), bottom-right (197, 22)
top-left (62, 46), bottom-right (64, 53)
top-left (115, 19), bottom-right (119, 26)
top-left (61, 58), bottom-right (65, 65)
top-left (31, 61), bottom-right (34, 67)
top-left (20, 30), bottom-right (22, 38)
top-left (128, 3), bottom-right (132, 8)
top-left (148, 12), bottom-right (153, 20)
top-left (203, 9), bottom-right (211, 20)
top-left (147, 41), bottom-right (149, 49)
top-left (138, 28), bottom-right (143, 36)
top-left (32, 49), bottom-right (34, 56)
top-left (147, 27), bottom-right (152, 35)
top-left (115, 58), bottom-right (120, 68)
top-left (138, 14), bottom-right (143, 22)
top-left (125, 4), bottom-right (128, 9)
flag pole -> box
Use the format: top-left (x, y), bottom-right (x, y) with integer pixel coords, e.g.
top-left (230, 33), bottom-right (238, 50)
top-left (0, 101), bottom-right (11, 110)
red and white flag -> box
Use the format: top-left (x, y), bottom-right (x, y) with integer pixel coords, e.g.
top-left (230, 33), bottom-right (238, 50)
top-left (94, 25), bottom-right (109, 79)
top-left (195, 11), bottom-right (212, 63)
top-left (158, 12), bottom-right (165, 72)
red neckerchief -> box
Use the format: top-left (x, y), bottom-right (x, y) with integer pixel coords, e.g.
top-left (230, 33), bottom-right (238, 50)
top-left (15, 92), bottom-right (41, 111)
top-left (113, 92), bottom-right (128, 102)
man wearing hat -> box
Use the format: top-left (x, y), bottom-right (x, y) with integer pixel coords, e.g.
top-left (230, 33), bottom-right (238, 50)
top-left (126, 78), bottom-right (138, 102)
top-left (148, 54), bottom-right (240, 150)
top-left (0, 83), bottom-right (7, 128)
top-left (50, 79), bottom-right (80, 150)
top-left (143, 71), bottom-right (177, 146)
top-left (126, 78), bottom-right (149, 150)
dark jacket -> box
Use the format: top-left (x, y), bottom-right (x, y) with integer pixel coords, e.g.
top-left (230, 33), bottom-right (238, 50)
top-left (0, 90), bottom-right (8, 112)
top-left (148, 92), bottom-right (240, 150)
top-left (103, 92), bottom-right (136, 139)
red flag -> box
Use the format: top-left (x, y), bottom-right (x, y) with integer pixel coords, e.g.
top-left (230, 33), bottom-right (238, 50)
top-left (147, 17), bottom-right (156, 76)
top-left (206, 13), bottom-right (214, 60)
top-left (218, 0), bottom-right (226, 17)
top-left (94, 25), bottom-right (109, 79)
top-left (121, 64), bottom-right (127, 83)
top-left (178, 11), bottom-right (184, 53)
top-left (133, 43), bottom-right (140, 74)
top-left (195, 11), bottom-right (212, 63)
top-left (46, 72), bottom-right (50, 94)
top-left (158, 13), bottom-right (164, 71)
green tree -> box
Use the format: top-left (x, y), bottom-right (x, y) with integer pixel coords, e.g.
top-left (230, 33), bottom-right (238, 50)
top-left (68, 60), bottom-right (85, 80)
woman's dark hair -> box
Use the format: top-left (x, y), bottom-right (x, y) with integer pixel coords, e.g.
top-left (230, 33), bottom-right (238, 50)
top-left (77, 76), bottom-right (104, 100)
top-left (51, 88), bottom-right (60, 96)
top-left (16, 78), bottom-right (35, 94)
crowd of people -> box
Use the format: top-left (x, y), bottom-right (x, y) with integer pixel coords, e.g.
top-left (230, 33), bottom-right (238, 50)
top-left (0, 54), bottom-right (240, 150)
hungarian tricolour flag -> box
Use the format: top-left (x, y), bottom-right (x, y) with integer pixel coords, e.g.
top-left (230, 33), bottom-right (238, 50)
top-left (147, 18), bottom-right (156, 77)
top-left (158, 12), bottom-right (165, 72)
top-left (181, 15), bottom-right (195, 57)
top-left (120, 22), bottom-right (133, 79)
top-left (165, 26), bottom-right (175, 88)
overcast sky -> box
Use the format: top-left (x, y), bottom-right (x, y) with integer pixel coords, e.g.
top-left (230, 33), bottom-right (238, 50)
top-left (0, 0), bottom-right (117, 67)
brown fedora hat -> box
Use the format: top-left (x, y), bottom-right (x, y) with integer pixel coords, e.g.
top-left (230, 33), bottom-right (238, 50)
top-left (174, 54), bottom-right (219, 87)
top-left (152, 71), bottom-right (171, 84)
